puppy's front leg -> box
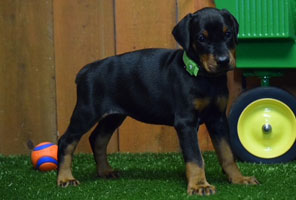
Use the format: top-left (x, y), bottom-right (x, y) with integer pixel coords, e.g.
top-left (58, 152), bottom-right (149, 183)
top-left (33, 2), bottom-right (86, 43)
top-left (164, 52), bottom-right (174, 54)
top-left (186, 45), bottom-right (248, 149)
top-left (175, 117), bottom-right (216, 196)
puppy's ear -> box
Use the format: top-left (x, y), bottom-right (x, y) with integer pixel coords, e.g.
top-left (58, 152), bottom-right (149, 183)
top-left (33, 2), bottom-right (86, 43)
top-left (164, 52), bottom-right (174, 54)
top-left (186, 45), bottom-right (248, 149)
top-left (172, 13), bottom-right (192, 51)
top-left (221, 9), bottom-right (239, 44)
top-left (231, 14), bottom-right (239, 44)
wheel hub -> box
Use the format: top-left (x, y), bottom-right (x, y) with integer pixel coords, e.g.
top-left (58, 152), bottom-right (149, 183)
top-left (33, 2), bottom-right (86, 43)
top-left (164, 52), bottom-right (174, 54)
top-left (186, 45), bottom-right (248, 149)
top-left (262, 124), bottom-right (272, 134)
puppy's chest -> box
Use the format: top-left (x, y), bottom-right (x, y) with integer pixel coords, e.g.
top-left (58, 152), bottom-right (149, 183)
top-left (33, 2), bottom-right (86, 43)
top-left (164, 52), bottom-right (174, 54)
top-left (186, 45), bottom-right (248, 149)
top-left (192, 95), bottom-right (228, 113)
top-left (189, 78), bottom-right (229, 112)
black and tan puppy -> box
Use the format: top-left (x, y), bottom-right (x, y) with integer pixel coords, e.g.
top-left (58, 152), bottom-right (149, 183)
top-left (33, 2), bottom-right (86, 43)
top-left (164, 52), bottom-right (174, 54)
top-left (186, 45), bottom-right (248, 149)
top-left (57, 8), bottom-right (259, 195)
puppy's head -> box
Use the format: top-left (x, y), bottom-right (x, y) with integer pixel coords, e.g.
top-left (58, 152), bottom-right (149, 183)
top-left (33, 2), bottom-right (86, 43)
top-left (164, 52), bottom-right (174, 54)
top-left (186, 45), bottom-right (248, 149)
top-left (172, 8), bottom-right (239, 74)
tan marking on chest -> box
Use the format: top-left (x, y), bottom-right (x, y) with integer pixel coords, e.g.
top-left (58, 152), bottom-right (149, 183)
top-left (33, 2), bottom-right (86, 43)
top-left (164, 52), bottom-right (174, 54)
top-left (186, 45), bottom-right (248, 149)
top-left (193, 98), bottom-right (211, 111)
top-left (216, 96), bottom-right (228, 112)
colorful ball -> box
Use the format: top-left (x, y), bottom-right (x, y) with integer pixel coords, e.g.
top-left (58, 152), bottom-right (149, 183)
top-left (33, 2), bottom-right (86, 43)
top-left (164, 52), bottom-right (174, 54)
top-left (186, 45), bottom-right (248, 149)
top-left (31, 142), bottom-right (58, 171)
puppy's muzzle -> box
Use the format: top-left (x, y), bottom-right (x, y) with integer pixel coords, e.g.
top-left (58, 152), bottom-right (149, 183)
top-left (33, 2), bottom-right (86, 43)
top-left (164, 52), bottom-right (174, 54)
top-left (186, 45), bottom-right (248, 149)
top-left (202, 55), bottom-right (234, 74)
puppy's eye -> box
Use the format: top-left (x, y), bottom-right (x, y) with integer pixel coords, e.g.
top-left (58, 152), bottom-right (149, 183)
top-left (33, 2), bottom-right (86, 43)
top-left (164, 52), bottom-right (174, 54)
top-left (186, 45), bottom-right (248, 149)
top-left (198, 34), bottom-right (206, 42)
top-left (225, 31), bottom-right (232, 38)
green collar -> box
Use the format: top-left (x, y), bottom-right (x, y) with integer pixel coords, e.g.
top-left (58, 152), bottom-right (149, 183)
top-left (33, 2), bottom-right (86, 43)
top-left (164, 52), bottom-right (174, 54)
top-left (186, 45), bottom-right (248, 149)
top-left (183, 51), bottom-right (199, 77)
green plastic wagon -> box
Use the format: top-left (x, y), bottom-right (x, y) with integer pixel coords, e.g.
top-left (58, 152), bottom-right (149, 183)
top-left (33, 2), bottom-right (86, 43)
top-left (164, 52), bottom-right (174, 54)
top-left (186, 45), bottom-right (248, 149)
top-left (216, 0), bottom-right (296, 163)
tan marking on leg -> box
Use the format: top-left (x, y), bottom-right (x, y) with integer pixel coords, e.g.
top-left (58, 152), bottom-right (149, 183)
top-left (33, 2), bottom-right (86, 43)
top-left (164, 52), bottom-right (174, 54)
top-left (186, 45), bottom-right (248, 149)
top-left (193, 98), bottom-right (210, 111)
top-left (213, 139), bottom-right (259, 185)
top-left (186, 162), bottom-right (216, 196)
top-left (57, 141), bottom-right (80, 187)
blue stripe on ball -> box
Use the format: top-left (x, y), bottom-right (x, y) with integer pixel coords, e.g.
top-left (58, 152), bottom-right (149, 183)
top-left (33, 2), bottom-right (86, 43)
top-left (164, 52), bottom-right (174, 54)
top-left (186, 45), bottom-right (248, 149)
top-left (36, 156), bottom-right (58, 169)
top-left (34, 143), bottom-right (54, 151)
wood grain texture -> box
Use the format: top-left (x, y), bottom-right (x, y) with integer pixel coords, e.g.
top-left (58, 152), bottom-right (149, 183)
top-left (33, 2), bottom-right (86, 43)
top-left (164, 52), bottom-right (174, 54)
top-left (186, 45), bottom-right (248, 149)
top-left (116, 0), bottom-right (177, 53)
top-left (195, 0), bottom-right (216, 9)
top-left (115, 0), bottom-right (180, 152)
top-left (54, 0), bottom-right (117, 153)
top-left (0, 0), bottom-right (57, 154)
top-left (0, 0), bottom-right (247, 155)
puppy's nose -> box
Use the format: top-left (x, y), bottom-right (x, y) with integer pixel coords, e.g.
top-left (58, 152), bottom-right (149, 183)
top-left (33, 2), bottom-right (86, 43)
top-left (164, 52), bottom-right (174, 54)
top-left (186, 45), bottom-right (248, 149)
top-left (217, 56), bottom-right (229, 66)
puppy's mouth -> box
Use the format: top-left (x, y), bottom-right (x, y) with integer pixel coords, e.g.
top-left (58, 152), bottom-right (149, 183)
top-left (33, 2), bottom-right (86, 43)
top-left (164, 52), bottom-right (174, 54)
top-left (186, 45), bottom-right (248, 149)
top-left (200, 51), bottom-right (236, 74)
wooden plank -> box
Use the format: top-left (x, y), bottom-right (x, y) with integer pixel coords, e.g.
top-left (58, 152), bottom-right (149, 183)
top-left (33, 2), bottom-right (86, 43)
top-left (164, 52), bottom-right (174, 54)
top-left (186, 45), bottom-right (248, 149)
top-left (116, 0), bottom-right (177, 52)
top-left (116, 0), bottom-right (179, 152)
top-left (54, 0), bottom-right (117, 153)
top-left (178, 0), bottom-right (215, 18)
top-left (195, 0), bottom-right (216, 9)
top-left (0, 0), bottom-right (57, 155)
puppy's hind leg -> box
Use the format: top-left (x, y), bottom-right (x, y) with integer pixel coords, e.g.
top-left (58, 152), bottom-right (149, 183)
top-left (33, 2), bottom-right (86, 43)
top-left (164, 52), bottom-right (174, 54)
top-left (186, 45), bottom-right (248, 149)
top-left (89, 114), bottom-right (126, 178)
top-left (57, 103), bottom-right (99, 187)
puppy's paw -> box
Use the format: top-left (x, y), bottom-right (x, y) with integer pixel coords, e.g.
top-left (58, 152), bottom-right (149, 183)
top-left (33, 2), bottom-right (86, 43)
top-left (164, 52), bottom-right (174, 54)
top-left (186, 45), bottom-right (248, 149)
top-left (98, 170), bottom-right (120, 179)
top-left (187, 183), bottom-right (216, 196)
top-left (58, 179), bottom-right (80, 188)
top-left (230, 176), bottom-right (259, 185)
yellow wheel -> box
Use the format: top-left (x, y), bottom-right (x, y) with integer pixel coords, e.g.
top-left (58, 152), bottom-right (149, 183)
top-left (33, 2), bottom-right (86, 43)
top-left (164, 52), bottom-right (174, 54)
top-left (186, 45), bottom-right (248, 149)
top-left (229, 87), bottom-right (296, 163)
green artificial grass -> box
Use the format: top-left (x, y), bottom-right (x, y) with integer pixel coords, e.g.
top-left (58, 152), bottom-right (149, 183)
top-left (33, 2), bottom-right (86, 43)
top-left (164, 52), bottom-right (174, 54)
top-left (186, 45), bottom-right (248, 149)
top-left (1, 152), bottom-right (296, 200)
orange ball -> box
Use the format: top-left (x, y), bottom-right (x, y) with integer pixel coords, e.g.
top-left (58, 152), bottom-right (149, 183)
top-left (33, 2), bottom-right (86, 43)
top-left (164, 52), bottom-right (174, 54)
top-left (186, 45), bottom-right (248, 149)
top-left (31, 142), bottom-right (58, 171)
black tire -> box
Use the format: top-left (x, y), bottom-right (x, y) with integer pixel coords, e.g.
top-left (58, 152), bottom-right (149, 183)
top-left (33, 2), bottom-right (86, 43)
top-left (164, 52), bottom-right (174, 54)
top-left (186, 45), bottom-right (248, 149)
top-left (229, 87), bottom-right (296, 163)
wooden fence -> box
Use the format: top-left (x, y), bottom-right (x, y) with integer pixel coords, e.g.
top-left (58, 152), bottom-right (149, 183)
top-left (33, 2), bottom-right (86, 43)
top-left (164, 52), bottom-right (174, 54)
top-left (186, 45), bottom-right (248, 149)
top-left (2, 0), bottom-right (295, 155)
